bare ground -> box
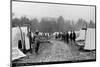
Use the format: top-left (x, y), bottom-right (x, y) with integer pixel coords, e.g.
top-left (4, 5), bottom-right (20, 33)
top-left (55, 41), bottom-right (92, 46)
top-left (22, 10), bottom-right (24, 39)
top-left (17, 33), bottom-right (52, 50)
top-left (12, 40), bottom-right (96, 63)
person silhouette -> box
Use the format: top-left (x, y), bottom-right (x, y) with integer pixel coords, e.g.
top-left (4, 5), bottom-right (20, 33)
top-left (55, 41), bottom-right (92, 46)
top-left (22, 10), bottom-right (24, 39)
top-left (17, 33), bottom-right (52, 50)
top-left (70, 30), bottom-right (76, 42)
top-left (66, 31), bottom-right (69, 43)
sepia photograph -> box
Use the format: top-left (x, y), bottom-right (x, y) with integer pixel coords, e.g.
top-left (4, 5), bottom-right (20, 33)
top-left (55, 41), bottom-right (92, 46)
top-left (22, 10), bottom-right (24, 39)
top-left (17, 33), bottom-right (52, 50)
top-left (11, 0), bottom-right (96, 67)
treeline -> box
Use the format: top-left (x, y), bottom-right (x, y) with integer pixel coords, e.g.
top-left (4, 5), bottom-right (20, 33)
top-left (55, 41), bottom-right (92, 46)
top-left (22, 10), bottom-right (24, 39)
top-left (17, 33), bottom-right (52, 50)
top-left (12, 16), bottom-right (95, 33)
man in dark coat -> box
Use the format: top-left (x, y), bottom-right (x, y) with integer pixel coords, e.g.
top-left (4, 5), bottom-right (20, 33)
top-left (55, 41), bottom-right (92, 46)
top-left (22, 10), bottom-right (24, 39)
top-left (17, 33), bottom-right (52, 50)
top-left (28, 28), bottom-right (32, 53)
top-left (62, 32), bottom-right (65, 40)
top-left (64, 32), bottom-right (66, 41)
top-left (73, 31), bottom-right (76, 42)
top-left (66, 31), bottom-right (69, 43)
top-left (34, 30), bottom-right (40, 54)
top-left (70, 30), bottom-right (76, 42)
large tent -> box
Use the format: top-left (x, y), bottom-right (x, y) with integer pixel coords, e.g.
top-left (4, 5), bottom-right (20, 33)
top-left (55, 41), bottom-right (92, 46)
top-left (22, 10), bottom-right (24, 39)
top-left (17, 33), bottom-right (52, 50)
top-left (20, 27), bottom-right (30, 50)
top-left (12, 26), bottom-right (30, 50)
top-left (84, 28), bottom-right (95, 50)
top-left (12, 27), bottom-right (22, 49)
top-left (12, 26), bottom-right (30, 60)
top-left (76, 28), bottom-right (95, 50)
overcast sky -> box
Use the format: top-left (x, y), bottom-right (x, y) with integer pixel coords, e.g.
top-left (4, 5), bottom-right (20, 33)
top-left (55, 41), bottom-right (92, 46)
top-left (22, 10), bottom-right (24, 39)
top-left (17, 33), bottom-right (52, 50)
top-left (12, 1), bottom-right (95, 23)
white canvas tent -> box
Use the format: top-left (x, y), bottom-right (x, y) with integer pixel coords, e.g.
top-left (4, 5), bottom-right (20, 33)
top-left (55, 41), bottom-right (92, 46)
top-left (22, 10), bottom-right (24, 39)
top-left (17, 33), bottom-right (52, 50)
top-left (12, 26), bottom-right (30, 60)
top-left (76, 30), bottom-right (86, 41)
top-left (12, 27), bottom-right (22, 48)
top-left (84, 28), bottom-right (95, 50)
top-left (20, 27), bottom-right (30, 50)
top-left (12, 27), bottom-right (30, 50)
top-left (75, 31), bottom-right (80, 38)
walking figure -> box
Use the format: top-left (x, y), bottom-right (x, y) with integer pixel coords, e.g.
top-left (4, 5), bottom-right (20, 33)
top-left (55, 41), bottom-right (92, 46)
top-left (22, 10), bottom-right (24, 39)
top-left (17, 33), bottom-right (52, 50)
top-left (70, 30), bottom-right (76, 42)
top-left (66, 31), bottom-right (69, 43)
top-left (34, 30), bottom-right (40, 54)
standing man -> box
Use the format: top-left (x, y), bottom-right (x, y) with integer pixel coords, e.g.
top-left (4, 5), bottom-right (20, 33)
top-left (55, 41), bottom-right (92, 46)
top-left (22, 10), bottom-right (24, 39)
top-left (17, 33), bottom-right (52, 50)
top-left (70, 30), bottom-right (76, 42)
top-left (62, 32), bottom-right (64, 40)
top-left (73, 31), bottom-right (76, 42)
top-left (70, 30), bottom-right (72, 41)
top-left (64, 32), bottom-right (66, 41)
top-left (27, 27), bottom-right (32, 53)
top-left (66, 31), bottom-right (69, 43)
top-left (34, 30), bottom-right (40, 54)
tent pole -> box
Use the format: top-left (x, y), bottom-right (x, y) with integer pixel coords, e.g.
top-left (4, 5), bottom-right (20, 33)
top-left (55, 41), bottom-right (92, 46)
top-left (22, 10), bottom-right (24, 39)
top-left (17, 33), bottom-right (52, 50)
top-left (84, 24), bottom-right (87, 49)
top-left (18, 26), bottom-right (24, 51)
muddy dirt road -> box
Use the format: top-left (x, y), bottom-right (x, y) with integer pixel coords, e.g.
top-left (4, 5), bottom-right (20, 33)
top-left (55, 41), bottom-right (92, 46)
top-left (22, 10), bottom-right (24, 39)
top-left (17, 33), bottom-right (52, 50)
top-left (13, 40), bottom-right (95, 63)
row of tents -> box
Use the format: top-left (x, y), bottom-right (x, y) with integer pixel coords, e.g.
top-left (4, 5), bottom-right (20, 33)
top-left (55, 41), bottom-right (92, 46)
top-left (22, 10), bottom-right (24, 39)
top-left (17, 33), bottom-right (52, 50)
top-left (12, 26), bottom-right (96, 61)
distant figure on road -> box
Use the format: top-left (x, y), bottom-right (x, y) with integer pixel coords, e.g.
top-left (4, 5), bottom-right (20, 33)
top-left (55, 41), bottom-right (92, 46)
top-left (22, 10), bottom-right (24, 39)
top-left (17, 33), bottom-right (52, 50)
top-left (70, 30), bottom-right (76, 42)
top-left (58, 32), bottom-right (62, 39)
top-left (55, 33), bottom-right (58, 39)
top-left (66, 31), bottom-right (69, 43)
top-left (63, 32), bottom-right (66, 41)
top-left (61, 32), bottom-right (65, 41)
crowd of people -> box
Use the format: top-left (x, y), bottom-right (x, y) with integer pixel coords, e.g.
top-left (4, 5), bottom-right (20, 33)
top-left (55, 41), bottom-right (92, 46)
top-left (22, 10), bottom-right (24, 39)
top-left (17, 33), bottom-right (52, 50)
top-left (55, 31), bottom-right (76, 43)
top-left (30, 30), bottom-right (76, 54)
top-left (18, 27), bottom-right (76, 55)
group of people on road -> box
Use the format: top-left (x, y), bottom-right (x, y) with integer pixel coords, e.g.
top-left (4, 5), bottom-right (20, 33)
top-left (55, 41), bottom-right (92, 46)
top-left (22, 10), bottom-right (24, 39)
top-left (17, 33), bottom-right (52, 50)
top-left (18, 26), bottom-right (77, 55)
top-left (29, 30), bottom-right (77, 54)
top-left (55, 30), bottom-right (76, 43)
